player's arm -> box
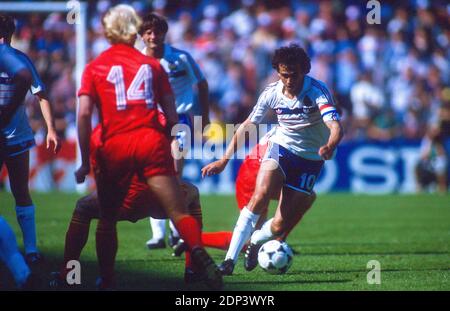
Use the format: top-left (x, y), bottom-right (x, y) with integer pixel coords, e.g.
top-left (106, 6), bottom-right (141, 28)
top-left (319, 120), bottom-right (344, 160)
top-left (156, 64), bottom-right (179, 128)
top-left (160, 93), bottom-right (179, 128)
top-left (202, 118), bottom-right (255, 177)
top-left (36, 92), bottom-right (61, 153)
top-left (197, 79), bottom-right (210, 129)
top-left (0, 68), bottom-right (31, 127)
top-left (75, 95), bottom-right (94, 183)
top-left (202, 89), bottom-right (271, 177)
top-left (184, 53), bottom-right (210, 128)
top-left (21, 52), bottom-right (61, 154)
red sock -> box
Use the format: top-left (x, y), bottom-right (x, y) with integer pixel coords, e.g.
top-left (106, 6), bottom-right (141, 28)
top-left (202, 231), bottom-right (233, 250)
top-left (61, 214), bottom-right (91, 277)
top-left (95, 220), bottom-right (118, 284)
top-left (185, 250), bottom-right (192, 269)
top-left (175, 216), bottom-right (202, 250)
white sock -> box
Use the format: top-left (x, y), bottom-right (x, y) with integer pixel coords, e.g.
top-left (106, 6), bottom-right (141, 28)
top-left (168, 220), bottom-right (180, 238)
top-left (225, 207), bottom-right (260, 264)
top-left (15, 205), bottom-right (38, 254)
top-left (0, 217), bottom-right (31, 287)
top-left (251, 218), bottom-right (274, 245)
top-left (149, 217), bottom-right (166, 241)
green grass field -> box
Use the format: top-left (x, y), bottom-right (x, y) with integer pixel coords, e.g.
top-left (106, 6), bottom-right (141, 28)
top-left (0, 192), bottom-right (449, 290)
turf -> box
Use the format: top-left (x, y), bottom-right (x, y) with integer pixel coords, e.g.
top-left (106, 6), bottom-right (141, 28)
top-left (0, 192), bottom-right (449, 290)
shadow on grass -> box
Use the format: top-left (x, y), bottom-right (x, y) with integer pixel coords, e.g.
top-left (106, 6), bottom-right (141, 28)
top-left (298, 251), bottom-right (450, 256)
top-left (0, 252), bottom-right (190, 291)
top-left (289, 268), bottom-right (450, 275)
top-left (228, 279), bottom-right (352, 285)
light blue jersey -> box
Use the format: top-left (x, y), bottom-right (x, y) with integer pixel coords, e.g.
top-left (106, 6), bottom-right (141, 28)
top-left (142, 44), bottom-right (205, 114)
top-left (0, 44), bottom-right (45, 156)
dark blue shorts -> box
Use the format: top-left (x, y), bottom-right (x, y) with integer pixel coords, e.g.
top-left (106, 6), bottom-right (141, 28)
top-left (1, 139), bottom-right (35, 158)
top-left (263, 142), bottom-right (324, 195)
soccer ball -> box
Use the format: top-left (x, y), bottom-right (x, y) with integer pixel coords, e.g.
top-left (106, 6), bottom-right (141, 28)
top-left (257, 240), bottom-right (294, 274)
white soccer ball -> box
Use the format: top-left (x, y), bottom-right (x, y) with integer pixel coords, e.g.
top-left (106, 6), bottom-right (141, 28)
top-left (257, 240), bottom-right (294, 274)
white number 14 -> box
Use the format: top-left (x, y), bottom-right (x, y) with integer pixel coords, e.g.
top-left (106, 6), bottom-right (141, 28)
top-left (107, 64), bottom-right (154, 110)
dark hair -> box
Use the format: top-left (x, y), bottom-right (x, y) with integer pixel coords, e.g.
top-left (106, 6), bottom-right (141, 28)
top-left (139, 13), bottom-right (168, 35)
top-left (271, 44), bottom-right (311, 74)
top-left (0, 14), bottom-right (15, 40)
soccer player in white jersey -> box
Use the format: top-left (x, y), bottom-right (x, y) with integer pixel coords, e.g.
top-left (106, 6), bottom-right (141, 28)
top-left (139, 13), bottom-right (210, 250)
top-left (0, 14), bottom-right (61, 266)
top-left (202, 44), bottom-right (344, 273)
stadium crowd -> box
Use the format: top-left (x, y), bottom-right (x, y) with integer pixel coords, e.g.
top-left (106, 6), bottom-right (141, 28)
top-left (9, 0), bottom-right (450, 142)
top-left (13, 0), bottom-right (450, 140)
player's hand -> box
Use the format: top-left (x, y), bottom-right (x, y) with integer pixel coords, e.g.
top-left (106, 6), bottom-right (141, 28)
top-left (46, 129), bottom-right (61, 154)
top-left (319, 144), bottom-right (334, 160)
top-left (201, 159), bottom-right (228, 178)
top-left (75, 163), bottom-right (90, 184)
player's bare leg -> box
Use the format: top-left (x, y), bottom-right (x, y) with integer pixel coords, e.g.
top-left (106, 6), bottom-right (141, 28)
top-left (146, 175), bottom-right (222, 289)
top-left (6, 151), bottom-right (40, 265)
top-left (221, 160), bottom-right (283, 274)
top-left (147, 140), bottom-right (185, 249)
top-left (49, 193), bottom-right (99, 287)
top-left (252, 189), bottom-right (316, 245)
top-left (245, 189), bottom-right (316, 271)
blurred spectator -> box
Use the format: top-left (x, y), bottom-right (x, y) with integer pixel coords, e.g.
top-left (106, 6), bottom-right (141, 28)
top-left (350, 71), bottom-right (384, 139)
top-left (6, 0), bottom-right (449, 149)
top-left (415, 128), bottom-right (448, 193)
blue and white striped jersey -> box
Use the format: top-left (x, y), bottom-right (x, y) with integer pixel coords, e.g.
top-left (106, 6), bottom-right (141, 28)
top-left (249, 75), bottom-right (340, 160)
top-left (0, 44), bottom-right (45, 146)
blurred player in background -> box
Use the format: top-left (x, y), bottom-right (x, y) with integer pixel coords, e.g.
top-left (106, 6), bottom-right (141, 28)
top-left (0, 14), bottom-right (60, 266)
top-left (74, 5), bottom-right (221, 289)
top-left (202, 44), bottom-right (343, 274)
top-left (140, 13), bottom-right (210, 250)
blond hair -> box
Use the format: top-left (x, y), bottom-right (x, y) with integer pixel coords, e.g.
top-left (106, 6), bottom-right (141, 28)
top-left (102, 4), bottom-right (142, 45)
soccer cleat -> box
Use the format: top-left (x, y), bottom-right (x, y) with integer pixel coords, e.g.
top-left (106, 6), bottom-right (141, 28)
top-left (172, 239), bottom-right (188, 257)
top-left (191, 247), bottom-right (223, 290)
top-left (184, 268), bottom-right (205, 284)
top-left (244, 243), bottom-right (261, 271)
top-left (218, 259), bottom-right (235, 276)
top-left (146, 238), bottom-right (166, 250)
top-left (168, 230), bottom-right (180, 248)
top-left (25, 252), bottom-right (43, 268)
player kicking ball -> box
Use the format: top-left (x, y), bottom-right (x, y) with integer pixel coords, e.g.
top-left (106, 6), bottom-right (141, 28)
top-left (202, 44), bottom-right (344, 274)
top-left (74, 5), bottom-right (221, 290)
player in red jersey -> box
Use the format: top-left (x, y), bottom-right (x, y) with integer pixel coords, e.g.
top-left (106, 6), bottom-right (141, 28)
top-left (51, 125), bottom-right (210, 286)
top-left (74, 5), bottom-right (221, 290)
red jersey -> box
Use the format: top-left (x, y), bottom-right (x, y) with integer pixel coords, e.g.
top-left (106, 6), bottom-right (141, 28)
top-left (78, 44), bottom-right (173, 140)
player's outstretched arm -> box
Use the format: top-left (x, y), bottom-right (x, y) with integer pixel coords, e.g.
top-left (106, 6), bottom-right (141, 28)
top-left (75, 95), bottom-right (94, 184)
top-left (201, 118), bottom-right (255, 178)
top-left (37, 92), bottom-right (61, 154)
top-left (0, 69), bottom-right (31, 127)
top-left (318, 120), bottom-right (344, 160)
